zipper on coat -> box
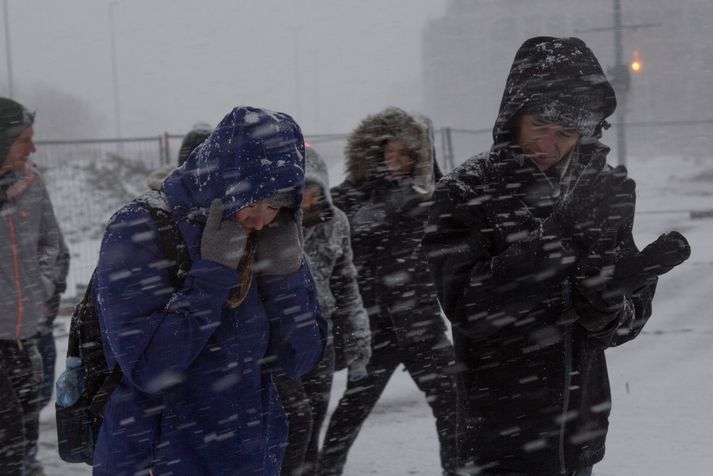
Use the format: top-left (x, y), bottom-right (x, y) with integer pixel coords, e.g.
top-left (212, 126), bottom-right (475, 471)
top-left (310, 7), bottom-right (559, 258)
top-left (559, 323), bottom-right (573, 475)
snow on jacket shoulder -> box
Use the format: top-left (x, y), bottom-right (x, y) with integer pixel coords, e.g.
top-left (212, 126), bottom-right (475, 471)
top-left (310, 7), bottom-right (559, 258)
top-left (93, 107), bottom-right (326, 476)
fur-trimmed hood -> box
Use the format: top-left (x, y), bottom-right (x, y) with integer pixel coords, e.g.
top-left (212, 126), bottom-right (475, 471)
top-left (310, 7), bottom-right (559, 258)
top-left (344, 107), bottom-right (435, 197)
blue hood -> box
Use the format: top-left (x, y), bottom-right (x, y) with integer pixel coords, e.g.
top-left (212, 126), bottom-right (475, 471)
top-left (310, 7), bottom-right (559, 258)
top-left (163, 106), bottom-right (305, 221)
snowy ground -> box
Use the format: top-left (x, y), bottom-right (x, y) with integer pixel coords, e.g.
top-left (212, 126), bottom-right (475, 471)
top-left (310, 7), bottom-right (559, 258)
top-left (37, 154), bottom-right (713, 475)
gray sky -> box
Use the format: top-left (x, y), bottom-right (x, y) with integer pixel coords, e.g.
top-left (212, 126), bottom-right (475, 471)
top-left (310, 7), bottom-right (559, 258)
top-left (5, 0), bottom-right (446, 138)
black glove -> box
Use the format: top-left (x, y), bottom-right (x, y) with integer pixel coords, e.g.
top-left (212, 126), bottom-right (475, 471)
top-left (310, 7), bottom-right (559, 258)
top-left (254, 209), bottom-right (304, 276)
top-left (201, 199), bottom-right (248, 269)
top-left (585, 171), bottom-right (637, 262)
top-left (554, 162), bottom-right (634, 251)
top-left (598, 167), bottom-right (636, 232)
top-left (606, 231), bottom-right (691, 298)
top-left (350, 200), bottom-right (387, 232)
top-left (383, 181), bottom-right (427, 220)
top-left (573, 265), bottom-right (625, 332)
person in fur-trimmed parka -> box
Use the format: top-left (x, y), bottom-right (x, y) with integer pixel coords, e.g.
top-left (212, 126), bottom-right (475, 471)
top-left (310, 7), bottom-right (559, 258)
top-left (320, 107), bottom-right (458, 476)
top-left (423, 37), bottom-right (689, 475)
top-left (274, 145), bottom-right (371, 476)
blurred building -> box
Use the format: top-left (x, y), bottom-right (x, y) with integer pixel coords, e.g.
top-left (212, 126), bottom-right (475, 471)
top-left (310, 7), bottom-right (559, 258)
top-left (422, 0), bottom-right (713, 162)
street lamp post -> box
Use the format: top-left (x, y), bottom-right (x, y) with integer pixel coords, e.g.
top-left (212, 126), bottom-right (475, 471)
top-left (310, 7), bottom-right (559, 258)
top-left (109, 1), bottom-right (122, 138)
top-left (3, 0), bottom-right (13, 98)
top-left (293, 26), bottom-right (303, 120)
top-left (613, 0), bottom-right (628, 167)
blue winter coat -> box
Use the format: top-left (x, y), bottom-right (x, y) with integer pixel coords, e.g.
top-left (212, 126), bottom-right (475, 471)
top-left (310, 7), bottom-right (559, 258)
top-left (92, 107), bottom-right (327, 476)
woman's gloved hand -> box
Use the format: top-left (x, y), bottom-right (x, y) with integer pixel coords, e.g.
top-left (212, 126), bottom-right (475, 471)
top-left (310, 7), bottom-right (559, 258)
top-left (200, 199), bottom-right (248, 270)
top-left (254, 209), bottom-right (304, 276)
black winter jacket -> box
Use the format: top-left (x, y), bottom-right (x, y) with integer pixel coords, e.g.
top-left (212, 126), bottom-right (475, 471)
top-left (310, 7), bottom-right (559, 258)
top-left (331, 107), bottom-right (447, 344)
top-left (423, 37), bottom-right (657, 475)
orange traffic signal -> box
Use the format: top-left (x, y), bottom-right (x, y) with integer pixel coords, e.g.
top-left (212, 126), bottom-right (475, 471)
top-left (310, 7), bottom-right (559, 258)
top-left (630, 50), bottom-right (643, 73)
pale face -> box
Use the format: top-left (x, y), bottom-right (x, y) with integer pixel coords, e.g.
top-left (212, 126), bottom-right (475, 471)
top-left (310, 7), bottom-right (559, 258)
top-left (1, 126), bottom-right (36, 176)
top-left (231, 201), bottom-right (280, 232)
top-left (384, 139), bottom-right (414, 179)
top-left (516, 115), bottom-right (579, 172)
top-left (301, 185), bottom-right (321, 212)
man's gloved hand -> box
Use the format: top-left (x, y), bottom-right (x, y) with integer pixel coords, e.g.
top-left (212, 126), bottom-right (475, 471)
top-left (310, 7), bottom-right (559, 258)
top-left (606, 231), bottom-right (691, 297)
top-left (40, 275), bottom-right (56, 302)
top-left (549, 160), bottom-right (635, 250)
top-left (350, 201), bottom-right (387, 232)
top-left (573, 265), bottom-right (625, 333)
top-left (201, 199), bottom-right (248, 269)
top-left (383, 180), bottom-right (427, 220)
top-left (573, 290), bottom-right (623, 333)
top-left (254, 209), bottom-right (304, 276)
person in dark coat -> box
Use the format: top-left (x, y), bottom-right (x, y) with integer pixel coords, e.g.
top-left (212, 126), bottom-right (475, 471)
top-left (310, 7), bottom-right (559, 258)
top-left (320, 107), bottom-right (459, 476)
top-left (92, 106), bottom-right (327, 476)
top-left (423, 37), bottom-right (690, 476)
top-left (274, 145), bottom-right (371, 476)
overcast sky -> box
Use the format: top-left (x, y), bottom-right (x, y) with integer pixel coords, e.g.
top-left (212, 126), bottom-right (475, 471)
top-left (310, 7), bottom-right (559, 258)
top-left (4, 0), bottom-right (446, 138)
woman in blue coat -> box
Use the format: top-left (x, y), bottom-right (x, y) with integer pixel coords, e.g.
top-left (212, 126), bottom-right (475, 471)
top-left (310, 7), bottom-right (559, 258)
top-left (92, 106), bottom-right (327, 475)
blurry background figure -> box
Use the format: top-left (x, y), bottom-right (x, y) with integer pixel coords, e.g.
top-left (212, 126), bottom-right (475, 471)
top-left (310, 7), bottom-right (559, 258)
top-left (146, 122), bottom-right (213, 190)
top-left (274, 144), bottom-right (371, 476)
top-left (321, 107), bottom-right (459, 476)
top-left (0, 97), bottom-right (63, 476)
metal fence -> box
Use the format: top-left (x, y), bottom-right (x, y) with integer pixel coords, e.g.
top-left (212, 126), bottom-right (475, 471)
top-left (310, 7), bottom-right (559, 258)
top-left (32, 132), bottom-right (359, 302)
top-left (31, 118), bottom-right (711, 304)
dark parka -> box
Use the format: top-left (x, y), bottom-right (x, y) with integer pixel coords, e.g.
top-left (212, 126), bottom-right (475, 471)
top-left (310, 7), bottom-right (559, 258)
top-left (331, 107), bottom-right (446, 344)
top-left (324, 108), bottom-right (458, 476)
top-left (423, 37), bottom-right (657, 475)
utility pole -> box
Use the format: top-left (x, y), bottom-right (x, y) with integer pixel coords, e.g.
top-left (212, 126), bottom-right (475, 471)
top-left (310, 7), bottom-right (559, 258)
top-left (109, 2), bottom-right (122, 138)
top-left (293, 26), bottom-right (303, 120)
top-left (3, 0), bottom-right (13, 98)
top-left (612, 0), bottom-right (628, 167)
top-left (576, 0), bottom-right (660, 167)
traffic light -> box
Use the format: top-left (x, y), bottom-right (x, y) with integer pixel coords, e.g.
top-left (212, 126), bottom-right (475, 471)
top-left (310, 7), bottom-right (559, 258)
top-left (630, 50), bottom-right (643, 74)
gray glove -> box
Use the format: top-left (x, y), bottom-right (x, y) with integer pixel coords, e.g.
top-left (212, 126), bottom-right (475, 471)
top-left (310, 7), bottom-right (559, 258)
top-left (254, 209), bottom-right (304, 276)
top-left (200, 199), bottom-right (248, 269)
top-left (346, 336), bottom-right (372, 382)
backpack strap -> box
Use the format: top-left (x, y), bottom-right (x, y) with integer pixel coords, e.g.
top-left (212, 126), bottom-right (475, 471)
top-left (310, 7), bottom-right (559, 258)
top-left (66, 272), bottom-right (94, 359)
top-left (134, 190), bottom-right (190, 287)
top-left (89, 363), bottom-right (123, 418)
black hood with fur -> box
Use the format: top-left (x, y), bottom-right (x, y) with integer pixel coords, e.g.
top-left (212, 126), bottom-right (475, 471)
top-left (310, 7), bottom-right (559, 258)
top-left (344, 107), bottom-right (435, 198)
top-left (493, 36), bottom-right (617, 150)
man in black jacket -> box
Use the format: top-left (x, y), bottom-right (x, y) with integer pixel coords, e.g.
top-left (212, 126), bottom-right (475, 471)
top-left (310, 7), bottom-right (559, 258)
top-left (321, 107), bottom-right (458, 476)
top-left (423, 37), bottom-right (690, 476)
